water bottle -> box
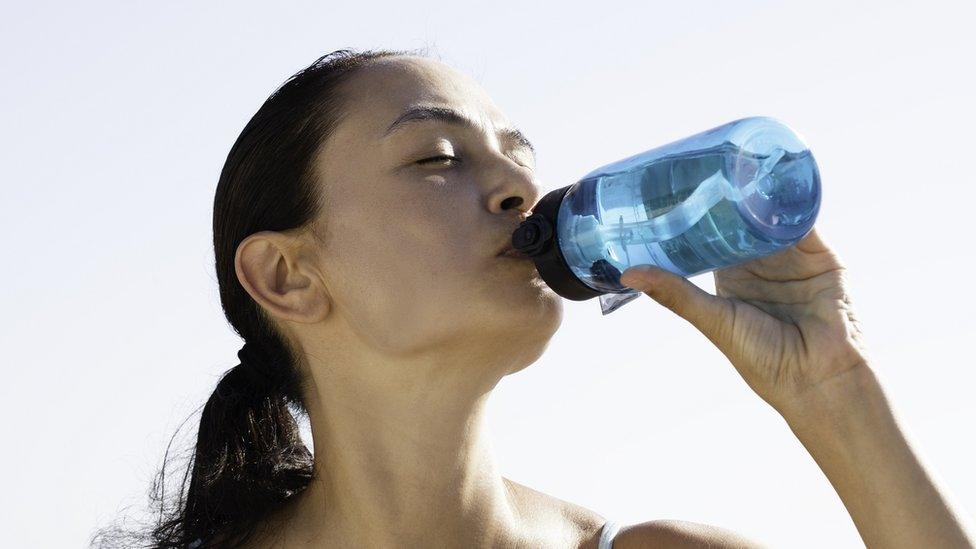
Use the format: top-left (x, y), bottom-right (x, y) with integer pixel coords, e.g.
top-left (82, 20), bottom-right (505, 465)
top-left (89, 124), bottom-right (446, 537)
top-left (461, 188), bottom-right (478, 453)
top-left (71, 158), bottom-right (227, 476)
top-left (511, 116), bottom-right (821, 315)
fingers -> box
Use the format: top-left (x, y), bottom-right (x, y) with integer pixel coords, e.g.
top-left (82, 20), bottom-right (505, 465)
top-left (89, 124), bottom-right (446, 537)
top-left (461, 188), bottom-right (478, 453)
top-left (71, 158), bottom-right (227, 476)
top-left (795, 226), bottom-right (830, 254)
top-left (795, 226), bottom-right (846, 271)
top-left (620, 265), bottom-right (735, 348)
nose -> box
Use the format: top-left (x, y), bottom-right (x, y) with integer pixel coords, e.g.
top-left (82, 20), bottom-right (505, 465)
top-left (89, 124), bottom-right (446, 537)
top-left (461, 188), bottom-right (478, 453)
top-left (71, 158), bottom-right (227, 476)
top-left (486, 156), bottom-right (542, 218)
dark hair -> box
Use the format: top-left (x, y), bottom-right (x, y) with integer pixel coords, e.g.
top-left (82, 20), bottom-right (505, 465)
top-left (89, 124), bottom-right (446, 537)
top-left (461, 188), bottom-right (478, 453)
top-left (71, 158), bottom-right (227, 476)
top-left (91, 46), bottom-right (427, 548)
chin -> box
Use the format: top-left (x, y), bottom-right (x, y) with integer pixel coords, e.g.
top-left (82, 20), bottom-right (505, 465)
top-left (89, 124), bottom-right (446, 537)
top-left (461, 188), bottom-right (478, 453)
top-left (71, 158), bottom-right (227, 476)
top-left (504, 292), bottom-right (563, 340)
top-left (503, 331), bottom-right (558, 376)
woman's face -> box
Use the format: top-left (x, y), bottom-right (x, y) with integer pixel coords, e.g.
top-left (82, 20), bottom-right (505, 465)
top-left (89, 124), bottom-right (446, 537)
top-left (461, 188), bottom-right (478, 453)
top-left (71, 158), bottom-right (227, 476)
top-left (306, 56), bottom-right (563, 363)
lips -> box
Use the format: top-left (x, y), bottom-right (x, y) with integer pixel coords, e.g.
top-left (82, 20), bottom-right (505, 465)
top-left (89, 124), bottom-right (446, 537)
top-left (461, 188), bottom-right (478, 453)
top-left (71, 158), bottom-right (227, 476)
top-left (496, 228), bottom-right (533, 259)
top-left (498, 246), bottom-right (530, 259)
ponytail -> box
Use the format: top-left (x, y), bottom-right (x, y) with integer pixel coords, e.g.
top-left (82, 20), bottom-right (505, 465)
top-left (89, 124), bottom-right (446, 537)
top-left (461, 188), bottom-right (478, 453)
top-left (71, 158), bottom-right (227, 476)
top-left (177, 337), bottom-right (312, 548)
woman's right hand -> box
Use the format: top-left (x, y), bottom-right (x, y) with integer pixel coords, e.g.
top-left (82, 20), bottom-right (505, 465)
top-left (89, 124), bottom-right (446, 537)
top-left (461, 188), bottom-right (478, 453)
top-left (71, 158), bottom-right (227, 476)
top-left (619, 226), bottom-right (871, 420)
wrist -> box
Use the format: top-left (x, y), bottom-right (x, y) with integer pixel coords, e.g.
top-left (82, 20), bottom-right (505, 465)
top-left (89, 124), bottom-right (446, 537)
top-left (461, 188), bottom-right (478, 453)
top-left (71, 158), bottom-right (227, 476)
top-left (778, 363), bottom-right (889, 437)
top-left (776, 364), bottom-right (976, 548)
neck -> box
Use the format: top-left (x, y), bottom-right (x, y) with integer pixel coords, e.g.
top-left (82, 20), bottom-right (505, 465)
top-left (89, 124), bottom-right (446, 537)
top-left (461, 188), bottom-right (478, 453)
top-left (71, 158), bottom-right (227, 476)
top-left (280, 341), bottom-right (526, 547)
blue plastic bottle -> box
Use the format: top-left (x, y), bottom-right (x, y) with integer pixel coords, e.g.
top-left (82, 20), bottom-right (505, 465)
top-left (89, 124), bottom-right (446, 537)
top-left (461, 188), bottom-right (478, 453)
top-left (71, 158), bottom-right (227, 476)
top-left (511, 116), bottom-right (821, 315)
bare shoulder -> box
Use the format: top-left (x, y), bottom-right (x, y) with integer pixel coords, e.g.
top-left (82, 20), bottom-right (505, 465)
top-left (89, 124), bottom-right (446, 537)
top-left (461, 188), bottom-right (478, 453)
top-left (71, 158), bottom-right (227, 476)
top-left (503, 478), bottom-right (606, 547)
top-left (614, 519), bottom-right (770, 549)
top-left (503, 479), bottom-right (768, 549)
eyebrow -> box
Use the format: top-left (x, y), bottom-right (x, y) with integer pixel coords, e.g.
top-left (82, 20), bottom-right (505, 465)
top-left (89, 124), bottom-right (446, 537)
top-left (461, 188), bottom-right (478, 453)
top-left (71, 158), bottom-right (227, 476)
top-left (383, 105), bottom-right (536, 160)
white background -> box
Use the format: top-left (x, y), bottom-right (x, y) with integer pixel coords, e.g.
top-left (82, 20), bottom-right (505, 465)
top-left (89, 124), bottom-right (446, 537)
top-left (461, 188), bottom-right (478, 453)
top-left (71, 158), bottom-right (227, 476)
top-left (2, 1), bottom-right (974, 547)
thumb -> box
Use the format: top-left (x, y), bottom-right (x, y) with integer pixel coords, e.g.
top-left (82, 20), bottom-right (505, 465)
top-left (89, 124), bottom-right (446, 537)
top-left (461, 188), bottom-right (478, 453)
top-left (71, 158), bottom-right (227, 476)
top-left (620, 266), bottom-right (735, 347)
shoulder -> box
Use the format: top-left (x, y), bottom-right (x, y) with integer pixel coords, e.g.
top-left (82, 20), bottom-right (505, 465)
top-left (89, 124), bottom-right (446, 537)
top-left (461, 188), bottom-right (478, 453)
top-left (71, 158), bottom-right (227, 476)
top-left (503, 478), bottom-right (606, 546)
top-left (613, 519), bottom-right (770, 549)
top-left (503, 478), bottom-right (768, 549)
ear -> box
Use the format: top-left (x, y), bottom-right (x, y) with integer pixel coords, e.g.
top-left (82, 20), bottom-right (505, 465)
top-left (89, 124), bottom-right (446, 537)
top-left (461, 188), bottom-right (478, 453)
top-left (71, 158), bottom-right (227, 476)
top-left (234, 230), bottom-right (331, 324)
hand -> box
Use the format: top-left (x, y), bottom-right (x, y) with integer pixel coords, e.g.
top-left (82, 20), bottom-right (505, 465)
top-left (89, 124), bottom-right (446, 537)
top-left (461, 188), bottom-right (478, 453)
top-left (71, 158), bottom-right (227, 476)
top-left (619, 227), bottom-right (872, 418)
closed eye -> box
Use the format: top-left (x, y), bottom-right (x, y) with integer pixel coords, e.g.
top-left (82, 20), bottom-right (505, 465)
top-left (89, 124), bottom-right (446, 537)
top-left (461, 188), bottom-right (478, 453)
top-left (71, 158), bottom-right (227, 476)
top-left (416, 153), bottom-right (533, 171)
top-left (416, 155), bottom-right (460, 166)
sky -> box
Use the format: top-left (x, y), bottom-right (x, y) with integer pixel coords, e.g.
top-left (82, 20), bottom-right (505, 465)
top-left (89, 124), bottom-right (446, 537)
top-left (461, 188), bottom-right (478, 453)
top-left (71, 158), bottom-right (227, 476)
top-left (1, 1), bottom-right (974, 547)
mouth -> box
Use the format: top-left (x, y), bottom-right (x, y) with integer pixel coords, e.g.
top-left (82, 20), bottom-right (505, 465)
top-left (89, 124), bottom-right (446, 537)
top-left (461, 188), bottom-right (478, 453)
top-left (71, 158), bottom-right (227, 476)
top-left (497, 245), bottom-right (532, 260)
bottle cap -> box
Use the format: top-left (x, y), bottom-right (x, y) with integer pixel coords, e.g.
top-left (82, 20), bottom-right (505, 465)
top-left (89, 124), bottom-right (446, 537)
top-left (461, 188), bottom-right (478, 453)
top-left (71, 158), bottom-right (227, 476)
top-left (512, 184), bottom-right (604, 301)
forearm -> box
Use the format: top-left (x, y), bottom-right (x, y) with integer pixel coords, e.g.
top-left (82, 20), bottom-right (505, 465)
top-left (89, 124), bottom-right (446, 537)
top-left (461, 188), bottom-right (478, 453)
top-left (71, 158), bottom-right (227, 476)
top-left (781, 365), bottom-right (976, 549)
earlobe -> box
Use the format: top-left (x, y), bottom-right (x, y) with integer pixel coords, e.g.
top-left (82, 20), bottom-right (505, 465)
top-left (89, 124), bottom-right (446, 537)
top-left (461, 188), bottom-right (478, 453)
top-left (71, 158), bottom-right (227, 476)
top-left (235, 232), bottom-right (331, 324)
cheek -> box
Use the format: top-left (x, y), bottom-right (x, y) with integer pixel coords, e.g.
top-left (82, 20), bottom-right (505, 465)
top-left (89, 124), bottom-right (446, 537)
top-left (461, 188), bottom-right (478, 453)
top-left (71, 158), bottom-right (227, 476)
top-left (322, 192), bottom-right (484, 352)
top-left (331, 250), bottom-right (481, 355)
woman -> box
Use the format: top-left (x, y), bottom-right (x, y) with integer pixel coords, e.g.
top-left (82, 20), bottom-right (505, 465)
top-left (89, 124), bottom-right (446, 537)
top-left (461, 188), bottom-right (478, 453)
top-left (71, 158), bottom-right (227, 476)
top-left (139, 49), bottom-right (974, 548)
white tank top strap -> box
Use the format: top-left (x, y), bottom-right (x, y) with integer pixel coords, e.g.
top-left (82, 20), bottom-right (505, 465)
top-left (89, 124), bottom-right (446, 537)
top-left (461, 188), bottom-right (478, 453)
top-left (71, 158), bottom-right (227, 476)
top-left (598, 519), bottom-right (622, 549)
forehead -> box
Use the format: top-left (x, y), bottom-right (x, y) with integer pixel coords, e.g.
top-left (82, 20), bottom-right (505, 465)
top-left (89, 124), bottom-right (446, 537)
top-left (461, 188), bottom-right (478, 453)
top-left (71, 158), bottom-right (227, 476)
top-left (336, 56), bottom-right (511, 139)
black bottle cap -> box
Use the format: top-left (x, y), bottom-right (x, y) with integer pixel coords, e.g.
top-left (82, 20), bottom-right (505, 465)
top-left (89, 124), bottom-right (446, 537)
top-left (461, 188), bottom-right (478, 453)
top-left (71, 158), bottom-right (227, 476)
top-left (512, 185), bottom-right (604, 301)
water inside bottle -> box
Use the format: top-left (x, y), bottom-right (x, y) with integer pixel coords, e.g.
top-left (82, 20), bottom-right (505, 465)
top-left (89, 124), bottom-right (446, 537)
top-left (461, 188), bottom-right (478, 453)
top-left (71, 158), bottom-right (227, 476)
top-left (560, 141), bottom-right (820, 293)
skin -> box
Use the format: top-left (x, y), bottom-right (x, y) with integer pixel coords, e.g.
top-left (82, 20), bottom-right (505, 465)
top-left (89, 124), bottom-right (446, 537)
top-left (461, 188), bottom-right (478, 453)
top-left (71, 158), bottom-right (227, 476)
top-left (235, 56), bottom-right (976, 548)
